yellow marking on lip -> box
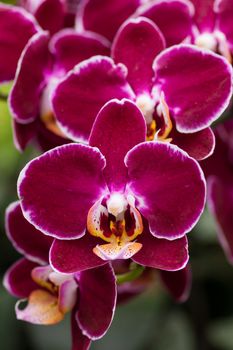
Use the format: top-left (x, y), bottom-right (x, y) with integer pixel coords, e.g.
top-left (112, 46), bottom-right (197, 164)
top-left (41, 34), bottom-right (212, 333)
top-left (93, 241), bottom-right (142, 260)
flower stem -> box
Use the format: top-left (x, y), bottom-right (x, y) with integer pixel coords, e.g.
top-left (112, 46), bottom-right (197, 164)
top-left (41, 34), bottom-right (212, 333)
top-left (116, 263), bottom-right (145, 285)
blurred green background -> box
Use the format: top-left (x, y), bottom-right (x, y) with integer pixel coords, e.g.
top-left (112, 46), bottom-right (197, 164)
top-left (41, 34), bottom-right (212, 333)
top-left (1, 86), bottom-right (233, 350)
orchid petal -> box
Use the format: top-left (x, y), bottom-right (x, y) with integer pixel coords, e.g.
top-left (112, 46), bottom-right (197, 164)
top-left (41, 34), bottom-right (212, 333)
top-left (9, 31), bottom-right (51, 124)
top-left (50, 29), bottom-right (110, 73)
top-left (171, 127), bottom-right (215, 161)
top-left (77, 263), bottom-right (117, 339)
top-left (112, 17), bottom-right (165, 95)
top-left (160, 265), bottom-right (192, 302)
top-left (153, 45), bottom-right (232, 132)
top-left (77, 0), bottom-right (140, 41)
top-left (50, 235), bottom-right (107, 273)
top-left (203, 121), bottom-right (233, 264)
top-left (208, 177), bottom-right (233, 264)
top-left (136, 0), bottom-right (194, 46)
top-left (3, 258), bottom-right (38, 298)
top-left (58, 279), bottom-right (78, 313)
top-left (22, 0), bottom-right (65, 35)
top-left (89, 99), bottom-right (146, 191)
top-left (191, 0), bottom-right (216, 32)
top-left (6, 201), bottom-right (52, 264)
top-left (125, 141), bottom-right (206, 240)
top-left (52, 56), bottom-right (135, 142)
top-left (0, 4), bottom-right (39, 82)
top-left (12, 119), bottom-right (37, 152)
top-left (71, 310), bottom-right (92, 350)
top-left (215, 0), bottom-right (233, 50)
top-left (18, 143), bottom-right (108, 239)
top-left (132, 224), bottom-right (189, 270)
top-left (36, 119), bottom-right (70, 152)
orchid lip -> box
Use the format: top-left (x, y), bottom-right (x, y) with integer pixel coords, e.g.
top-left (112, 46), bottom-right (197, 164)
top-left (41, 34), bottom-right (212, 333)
top-left (14, 263), bottom-right (78, 326)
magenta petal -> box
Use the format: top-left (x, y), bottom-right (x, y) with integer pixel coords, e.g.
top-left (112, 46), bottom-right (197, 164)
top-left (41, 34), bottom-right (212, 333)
top-left (52, 56), bottom-right (135, 142)
top-left (137, 0), bottom-right (194, 46)
top-left (78, 0), bottom-right (140, 41)
top-left (58, 279), bottom-right (77, 313)
top-left (132, 227), bottom-right (189, 270)
top-left (6, 201), bottom-right (52, 264)
top-left (154, 45), bottom-right (232, 133)
top-left (50, 235), bottom-right (107, 273)
top-left (3, 258), bottom-right (38, 298)
top-left (126, 142), bottom-right (206, 240)
top-left (18, 144), bottom-right (108, 239)
top-left (89, 99), bottom-right (146, 191)
top-left (190, 0), bottom-right (216, 32)
top-left (208, 177), bottom-right (233, 264)
top-left (9, 31), bottom-right (51, 124)
top-left (77, 263), bottom-right (117, 339)
top-left (12, 119), bottom-right (36, 152)
top-left (160, 265), bottom-right (192, 302)
top-left (112, 17), bottom-right (165, 95)
top-left (35, 119), bottom-right (69, 152)
top-left (0, 4), bottom-right (39, 82)
top-left (50, 29), bottom-right (110, 73)
top-left (215, 0), bottom-right (233, 49)
top-left (172, 127), bottom-right (215, 161)
top-left (29, 0), bottom-right (65, 35)
top-left (71, 311), bottom-right (91, 350)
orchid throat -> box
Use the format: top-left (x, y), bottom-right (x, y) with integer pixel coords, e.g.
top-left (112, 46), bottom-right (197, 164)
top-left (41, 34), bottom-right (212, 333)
top-left (87, 193), bottom-right (143, 261)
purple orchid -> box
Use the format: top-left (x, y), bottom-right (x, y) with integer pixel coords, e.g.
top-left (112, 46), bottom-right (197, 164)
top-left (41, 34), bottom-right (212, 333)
top-left (4, 201), bottom-right (117, 348)
top-left (52, 17), bottom-right (232, 161)
top-left (203, 119), bottom-right (233, 264)
top-left (190, 0), bottom-right (233, 62)
top-left (9, 29), bottom-right (109, 151)
top-left (17, 99), bottom-right (206, 273)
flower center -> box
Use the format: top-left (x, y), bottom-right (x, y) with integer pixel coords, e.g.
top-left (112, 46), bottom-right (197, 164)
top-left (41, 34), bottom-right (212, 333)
top-left (195, 31), bottom-right (232, 63)
top-left (195, 32), bottom-right (218, 51)
top-left (139, 92), bottom-right (173, 142)
top-left (87, 194), bottom-right (143, 260)
top-left (136, 94), bottom-right (155, 124)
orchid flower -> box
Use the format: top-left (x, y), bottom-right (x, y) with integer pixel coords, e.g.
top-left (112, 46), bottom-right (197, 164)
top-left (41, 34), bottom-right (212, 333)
top-left (190, 0), bottom-right (233, 62)
top-left (52, 17), bottom-right (232, 161)
top-left (4, 201), bottom-right (117, 348)
top-left (17, 99), bottom-right (206, 273)
top-left (9, 29), bottom-right (109, 151)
